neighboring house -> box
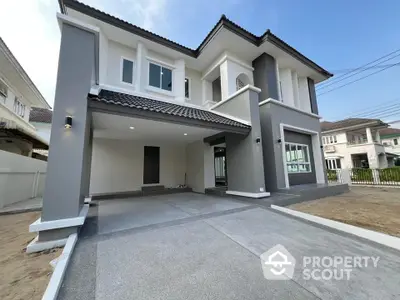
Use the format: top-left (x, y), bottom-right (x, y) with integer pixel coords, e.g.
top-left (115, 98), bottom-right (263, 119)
top-left (29, 107), bottom-right (53, 143)
top-left (321, 118), bottom-right (396, 169)
top-left (0, 38), bottom-right (51, 156)
top-left (32, 0), bottom-right (333, 245)
top-left (380, 127), bottom-right (400, 157)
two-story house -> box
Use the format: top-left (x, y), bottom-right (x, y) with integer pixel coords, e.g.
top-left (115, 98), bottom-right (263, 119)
top-left (0, 38), bottom-right (51, 156)
top-left (380, 128), bottom-right (400, 159)
top-left (31, 0), bottom-right (335, 246)
top-left (321, 118), bottom-right (393, 170)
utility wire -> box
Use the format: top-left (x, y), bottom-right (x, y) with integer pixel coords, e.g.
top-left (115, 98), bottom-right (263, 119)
top-left (317, 62), bottom-right (400, 96)
top-left (351, 103), bottom-right (400, 118)
top-left (332, 64), bottom-right (400, 73)
top-left (338, 97), bottom-right (400, 119)
top-left (317, 53), bottom-right (400, 91)
top-left (317, 48), bottom-right (400, 88)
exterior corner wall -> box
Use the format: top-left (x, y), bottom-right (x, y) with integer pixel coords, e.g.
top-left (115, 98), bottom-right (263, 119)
top-left (225, 90), bottom-right (266, 194)
top-left (186, 140), bottom-right (205, 193)
top-left (211, 89), bottom-right (252, 122)
top-left (252, 53), bottom-right (279, 101)
top-left (41, 23), bottom-right (95, 222)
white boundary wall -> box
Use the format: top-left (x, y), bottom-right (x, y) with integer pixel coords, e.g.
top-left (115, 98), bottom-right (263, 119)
top-left (0, 150), bottom-right (47, 208)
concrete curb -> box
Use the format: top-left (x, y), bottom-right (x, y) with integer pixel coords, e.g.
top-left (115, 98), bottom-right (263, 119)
top-left (271, 205), bottom-right (400, 252)
top-left (0, 207), bottom-right (41, 216)
top-left (42, 233), bottom-right (78, 300)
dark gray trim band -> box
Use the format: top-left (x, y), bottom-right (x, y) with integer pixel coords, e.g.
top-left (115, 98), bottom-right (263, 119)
top-left (89, 101), bottom-right (250, 135)
top-left (59, 0), bottom-right (332, 78)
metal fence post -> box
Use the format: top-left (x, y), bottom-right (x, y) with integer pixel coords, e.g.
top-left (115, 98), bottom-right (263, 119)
top-left (372, 169), bottom-right (380, 185)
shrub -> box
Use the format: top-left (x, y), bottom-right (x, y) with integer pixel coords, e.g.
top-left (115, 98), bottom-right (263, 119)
top-left (378, 168), bottom-right (400, 182)
top-left (327, 169), bottom-right (337, 181)
top-left (395, 159), bottom-right (400, 167)
top-left (351, 168), bottom-right (373, 182)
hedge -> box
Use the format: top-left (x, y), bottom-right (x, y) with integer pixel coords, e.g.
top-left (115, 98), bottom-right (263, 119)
top-left (327, 169), bottom-right (337, 181)
top-left (378, 167), bottom-right (400, 182)
top-left (351, 168), bottom-right (373, 182)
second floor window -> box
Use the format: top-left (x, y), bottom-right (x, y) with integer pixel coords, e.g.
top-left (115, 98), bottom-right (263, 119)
top-left (323, 135), bottom-right (337, 145)
top-left (122, 58), bottom-right (134, 84)
top-left (14, 97), bottom-right (25, 117)
top-left (394, 139), bottom-right (398, 146)
top-left (149, 62), bottom-right (172, 91)
top-left (0, 80), bottom-right (7, 103)
top-left (185, 78), bottom-right (190, 99)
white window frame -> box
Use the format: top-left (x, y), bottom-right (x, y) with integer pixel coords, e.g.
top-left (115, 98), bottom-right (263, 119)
top-left (325, 158), bottom-right (341, 170)
top-left (120, 57), bottom-right (135, 85)
top-left (284, 142), bottom-right (312, 174)
top-left (0, 79), bottom-right (7, 103)
top-left (13, 97), bottom-right (25, 118)
top-left (147, 60), bottom-right (174, 95)
top-left (185, 77), bottom-right (191, 100)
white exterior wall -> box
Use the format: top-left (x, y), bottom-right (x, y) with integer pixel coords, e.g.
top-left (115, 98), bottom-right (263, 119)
top-left (185, 67), bottom-right (202, 106)
top-left (90, 138), bottom-right (187, 194)
top-left (298, 77), bottom-right (311, 113)
top-left (219, 58), bottom-right (254, 101)
top-left (382, 137), bottom-right (400, 155)
top-left (323, 131), bottom-right (388, 168)
top-left (0, 150), bottom-right (47, 208)
top-left (279, 68), bottom-right (294, 107)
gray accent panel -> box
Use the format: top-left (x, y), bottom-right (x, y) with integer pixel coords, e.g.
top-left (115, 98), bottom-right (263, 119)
top-left (284, 130), bottom-right (316, 185)
top-left (41, 23), bottom-right (95, 221)
top-left (212, 77), bottom-right (222, 103)
top-left (252, 53), bottom-right (279, 101)
top-left (225, 90), bottom-right (266, 194)
top-left (259, 102), bottom-right (323, 191)
top-left (307, 78), bottom-right (318, 115)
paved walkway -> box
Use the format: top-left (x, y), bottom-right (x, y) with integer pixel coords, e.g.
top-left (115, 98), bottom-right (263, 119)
top-left (59, 193), bottom-right (400, 300)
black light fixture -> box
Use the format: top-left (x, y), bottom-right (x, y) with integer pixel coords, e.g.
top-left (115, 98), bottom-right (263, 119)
top-left (277, 138), bottom-right (282, 144)
top-left (65, 116), bottom-right (72, 129)
top-left (320, 145), bottom-right (324, 149)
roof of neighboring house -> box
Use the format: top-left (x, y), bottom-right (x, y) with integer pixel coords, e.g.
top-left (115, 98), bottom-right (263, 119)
top-left (88, 90), bottom-right (250, 130)
top-left (0, 38), bottom-right (51, 109)
top-left (29, 107), bottom-right (53, 123)
top-left (379, 127), bottom-right (400, 138)
top-left (58, 0), bottom-right (332, 78)
top-left (321, 118), bottom-right (388, 132)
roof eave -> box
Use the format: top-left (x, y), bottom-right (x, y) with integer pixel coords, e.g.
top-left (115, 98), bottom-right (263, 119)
top-left (61, 0), bottom-right (331, 78)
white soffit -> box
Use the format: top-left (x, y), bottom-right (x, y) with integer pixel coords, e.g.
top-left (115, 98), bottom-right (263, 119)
top-left (92, 112), bottom-right (221, 142)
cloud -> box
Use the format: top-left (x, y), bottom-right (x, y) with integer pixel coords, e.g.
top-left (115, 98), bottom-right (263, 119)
top-left (0, 0), bottom-right (168, 108)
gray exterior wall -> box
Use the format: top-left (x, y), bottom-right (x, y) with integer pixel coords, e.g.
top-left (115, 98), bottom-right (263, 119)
top-left (212, 77), bottom-right (222, 103)
top-left (307, 78), bottom-right (318, 115)
top-left (222, 90), bottom-right (266, 194)
top-left (252, 53), bottom-right (279, 101)
top-left (259, 102), bottom-right (323, 191)
top-left (284, 130), bottom-right (316, 185)
top-left (41, 23), bottom-right (95, 221)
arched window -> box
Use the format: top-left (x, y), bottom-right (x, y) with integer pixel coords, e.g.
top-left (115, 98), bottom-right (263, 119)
top-left (236, 73), bottom-right (250, 91)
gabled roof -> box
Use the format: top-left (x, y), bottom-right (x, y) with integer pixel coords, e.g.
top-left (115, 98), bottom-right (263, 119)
top-left (89, 90), bottom-right (250, 131)
top-left (58, 0), bottom-right (332, 78)
top-left (29, 107), bottom-right (53, 123)
top-left (321, 118), bottom-right (388, 132)
top-left (379, 127), bottom-right (400, 138)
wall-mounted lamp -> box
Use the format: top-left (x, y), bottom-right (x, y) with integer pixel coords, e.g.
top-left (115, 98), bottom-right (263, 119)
top-left (256, 137), bottom-right (261, 144)
top-left (320, 145), bottom-right (324, 149)
top-left (277, 138), bottom-right (282, 144)
top-left (65, 116), bottom-right (72, 129)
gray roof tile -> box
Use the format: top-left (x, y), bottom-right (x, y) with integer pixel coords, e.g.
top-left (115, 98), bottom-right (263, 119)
top-left (89, 90), bottom-right (250, 129)
top-left (29, 107), bottom-right (53, 123)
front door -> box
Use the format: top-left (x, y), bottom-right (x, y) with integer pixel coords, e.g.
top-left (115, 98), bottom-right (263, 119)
top-left (143, 146), bottom-right (160, 184)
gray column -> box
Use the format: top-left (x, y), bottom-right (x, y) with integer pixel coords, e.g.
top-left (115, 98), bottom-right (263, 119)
top-left (41, 23), bottom-right (95, 222)
top-left (307, 78), bottom-right (319, 114)
top-left (252, 53), bottom-right (279, 101)
top-left (225, 90), bottom-right (266, 194)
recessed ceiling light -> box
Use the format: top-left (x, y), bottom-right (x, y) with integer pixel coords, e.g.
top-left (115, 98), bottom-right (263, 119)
top-left (129, 126), bottom-right (135, 130)
top-left (184, 133), bottom-right (188, 136)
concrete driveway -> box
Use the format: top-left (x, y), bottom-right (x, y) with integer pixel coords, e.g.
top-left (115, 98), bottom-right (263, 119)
top-left (59, 193), bottom-right (400, 300)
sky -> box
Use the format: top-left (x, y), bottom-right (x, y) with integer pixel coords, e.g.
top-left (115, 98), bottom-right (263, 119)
top-left (1, 0), bottom-right (400, 125)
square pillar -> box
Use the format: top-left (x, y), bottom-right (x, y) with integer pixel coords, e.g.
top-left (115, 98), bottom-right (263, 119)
top-left (366, 127), bottom-right (373, 143)
top-left (174, 59), bottom-right (185, 103)
top-left (34, 22), bottom-right (96, 244)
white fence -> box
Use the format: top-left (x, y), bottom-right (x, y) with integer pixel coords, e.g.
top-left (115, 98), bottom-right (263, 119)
top-left (327, 168), bottom-right (400, 187)
top-left (0, 150), bottom-right (47, 208)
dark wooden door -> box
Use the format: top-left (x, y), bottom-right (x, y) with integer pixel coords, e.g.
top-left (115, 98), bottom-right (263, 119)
top-left (143, 146), bottom-right (160, 184)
